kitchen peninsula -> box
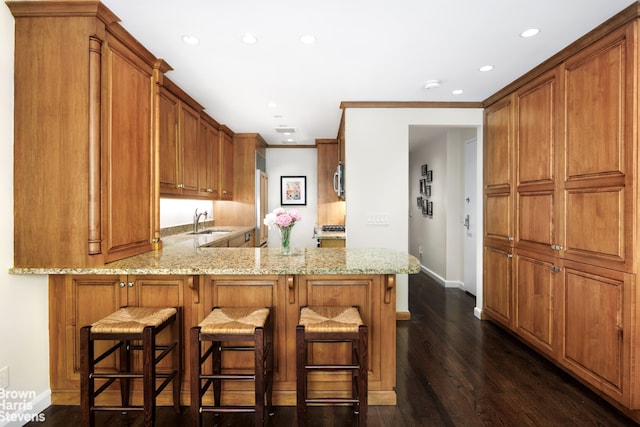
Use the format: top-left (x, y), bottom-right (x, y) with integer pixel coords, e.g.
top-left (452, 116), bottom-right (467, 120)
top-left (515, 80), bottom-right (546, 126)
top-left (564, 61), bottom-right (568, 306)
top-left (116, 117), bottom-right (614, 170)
top-left (11, 229), bottom-right (420, 407)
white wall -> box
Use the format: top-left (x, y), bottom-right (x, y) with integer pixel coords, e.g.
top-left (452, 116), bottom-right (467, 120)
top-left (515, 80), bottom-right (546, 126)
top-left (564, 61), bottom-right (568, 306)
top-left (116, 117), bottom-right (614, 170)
top-left (0, 5), bottom-right (52, 426)
top-left (265, 148), bottom-right (318, 250)
top-left (409, 128), bottom-right (475, 288)
top-left (345, 108), bottom-right (483, 314)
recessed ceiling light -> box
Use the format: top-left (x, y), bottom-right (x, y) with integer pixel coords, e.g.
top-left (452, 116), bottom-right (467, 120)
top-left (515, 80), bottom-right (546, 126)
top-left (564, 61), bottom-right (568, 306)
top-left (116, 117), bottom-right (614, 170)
top-left (424, 80), bottom-right (441, 90)
top-left (181, 35), bottom-right (199, 45)
top-left (242, 33), bottom-right (258, 44)
top-left (452, 89), bottom-right (463, 95)
top-left (479, 65), bottom-right (494, 72)
top-left (299, 34), bottom-right (316, 45)
top-left (268, 102), bottom-right (278, 108)
top-left (520, 28), bottom-right (540, 38)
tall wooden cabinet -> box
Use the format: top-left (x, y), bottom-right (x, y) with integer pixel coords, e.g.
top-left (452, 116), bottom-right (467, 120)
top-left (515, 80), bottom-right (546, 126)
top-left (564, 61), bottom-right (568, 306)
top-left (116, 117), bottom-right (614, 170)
top-left (9, 2), bottom-right (157, 267)
top-left (483, 13), bottom-right (640, 417)
top-left (316, 139), bottom-right (345, 226)
top-left (214, 133), bottom-right (267, 244)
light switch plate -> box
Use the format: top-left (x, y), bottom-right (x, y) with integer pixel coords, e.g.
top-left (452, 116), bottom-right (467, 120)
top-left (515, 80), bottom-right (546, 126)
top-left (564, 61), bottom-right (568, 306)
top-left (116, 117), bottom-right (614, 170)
top-left (365, 213), bottom-right (390, 225)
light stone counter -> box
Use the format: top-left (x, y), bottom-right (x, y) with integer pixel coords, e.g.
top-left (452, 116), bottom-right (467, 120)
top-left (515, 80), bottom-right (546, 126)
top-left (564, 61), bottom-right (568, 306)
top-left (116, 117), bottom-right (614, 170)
top-left (10, 227), bottom-right (420, 276)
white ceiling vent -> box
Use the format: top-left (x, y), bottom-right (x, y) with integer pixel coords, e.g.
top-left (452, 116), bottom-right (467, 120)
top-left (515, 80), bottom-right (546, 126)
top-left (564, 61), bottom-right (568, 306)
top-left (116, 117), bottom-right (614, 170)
top-left (275, 127), bottom-right (296, 134)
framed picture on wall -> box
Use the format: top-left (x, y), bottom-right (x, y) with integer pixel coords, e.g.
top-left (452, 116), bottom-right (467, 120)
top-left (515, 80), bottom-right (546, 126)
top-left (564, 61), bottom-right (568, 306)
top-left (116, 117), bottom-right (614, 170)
top-left (281, 176), bottom-right (307, 205)
top-left (422, 198), bottom-right (428, 215)
top-left (417, 196), bottom-right (423, 207)
top-left (426, 170), bottom-right (433, 182)
top-left (427, 201), bottom-right (433, 217)
top-left (421, 164), bottom-right (428, 176)
top-left (425, 185), bottom-right (431, 197)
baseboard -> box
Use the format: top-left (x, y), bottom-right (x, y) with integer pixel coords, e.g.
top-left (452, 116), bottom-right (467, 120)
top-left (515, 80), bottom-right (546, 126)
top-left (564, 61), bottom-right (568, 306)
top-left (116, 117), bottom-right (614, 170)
top-left (396, 311), bottom-right (411, 321)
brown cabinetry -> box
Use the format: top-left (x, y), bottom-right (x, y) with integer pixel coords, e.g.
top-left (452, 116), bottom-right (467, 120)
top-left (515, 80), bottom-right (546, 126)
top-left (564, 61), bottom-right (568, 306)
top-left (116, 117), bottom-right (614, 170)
top-left (158, 78), bottom-right (205, 197)
top-left (219, 126), bottom-right (235, 200)
top-left (49, 272), bottom-right (398, 406)
top-left (49, 274), bottom-right (194, 404)
top-left (483, 19), bottom-right (639, 414)
top-left (317, 139), bottom-right (345, 226)
top-left (198, 113), bottom-right (220, 197)
top-left (214, 133), bottom-right (266, 243)
top-left (9, 3), bottom-right (157, 267)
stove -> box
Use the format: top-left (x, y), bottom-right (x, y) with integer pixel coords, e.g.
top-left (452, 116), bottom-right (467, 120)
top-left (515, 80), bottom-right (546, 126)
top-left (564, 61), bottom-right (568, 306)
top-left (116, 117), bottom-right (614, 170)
top-left (322, 225), bottom-right (346, 232)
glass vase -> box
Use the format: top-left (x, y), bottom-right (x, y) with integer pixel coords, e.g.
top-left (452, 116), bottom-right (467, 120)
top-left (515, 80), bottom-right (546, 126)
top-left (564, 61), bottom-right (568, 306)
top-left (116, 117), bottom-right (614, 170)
top-left (279, 226), bottom-right (292, 255)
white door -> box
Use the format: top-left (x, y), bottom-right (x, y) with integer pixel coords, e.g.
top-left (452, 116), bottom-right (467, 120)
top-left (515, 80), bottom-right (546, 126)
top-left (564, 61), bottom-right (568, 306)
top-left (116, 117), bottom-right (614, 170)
top-left (463, 138), bottom-right (477, 295)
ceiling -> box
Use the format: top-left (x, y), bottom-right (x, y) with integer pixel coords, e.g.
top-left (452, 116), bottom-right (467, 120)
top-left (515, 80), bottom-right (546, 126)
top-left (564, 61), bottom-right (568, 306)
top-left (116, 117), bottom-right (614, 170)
top-left (101, 0), bottom-right (635, 146)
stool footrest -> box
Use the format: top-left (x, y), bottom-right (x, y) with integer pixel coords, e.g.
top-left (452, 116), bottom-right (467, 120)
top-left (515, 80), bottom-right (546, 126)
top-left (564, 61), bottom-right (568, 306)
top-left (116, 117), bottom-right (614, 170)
top-left (91, 405), bottom-right (144, 412)
top-left (201, 406), bottom-right (256, 414)
top-left (306, 398), bottom-right (359, 404)
top-left (200, 373), bottom-right (255, 380)
top-left (305, 364), bottom-right (359, 370)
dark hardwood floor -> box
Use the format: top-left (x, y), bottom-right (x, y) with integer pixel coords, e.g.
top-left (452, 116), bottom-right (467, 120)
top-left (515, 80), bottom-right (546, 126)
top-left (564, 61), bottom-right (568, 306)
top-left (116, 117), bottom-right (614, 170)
top-left (28, 272), bottom-right (636, 426)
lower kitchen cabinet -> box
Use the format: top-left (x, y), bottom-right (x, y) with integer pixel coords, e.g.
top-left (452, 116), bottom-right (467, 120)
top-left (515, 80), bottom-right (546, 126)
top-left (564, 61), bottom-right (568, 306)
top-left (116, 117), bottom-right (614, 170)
top-left (560, 262), bottom-right (631, 406)
top-left (49, 274), bottom-right (194, 405)
top-left (49, 272), bottom-right (399, 406)
top-left (483, 245), bottom-right (513, 328)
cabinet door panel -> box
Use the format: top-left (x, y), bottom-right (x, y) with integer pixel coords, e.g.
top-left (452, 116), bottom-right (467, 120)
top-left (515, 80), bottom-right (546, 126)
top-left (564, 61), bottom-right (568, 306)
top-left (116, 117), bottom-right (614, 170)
top-left (205, 276), bottom-right (286, 385)
top-left (516, 72), bottom-right (557, 186)
top-left (65, 275), bottom-right (125, 379)
top-left (485, 193), bottom-right (512, 243)
top-left (180, 104), bottom-right (200, 193)
top-left (102, 37), bottom-right (153, 260)
top-left (562, 266), bottom-right (625, 402)
top-left (517, 191), bottom-right (554, 249)
top-left (483, 246), bottom-right (512, 326)
top-left (565, 187), bottom-right (624, 262)
top-left (158, 89), bottom-right (180, 192)
top-left (565, 34), bottom-right (626, 179)
top-left (484, 96), bottom-right (513, 190)
top-left (515, 254), bottom-right (557, 354)
top-left (300, 276), bottom-right (380, 386)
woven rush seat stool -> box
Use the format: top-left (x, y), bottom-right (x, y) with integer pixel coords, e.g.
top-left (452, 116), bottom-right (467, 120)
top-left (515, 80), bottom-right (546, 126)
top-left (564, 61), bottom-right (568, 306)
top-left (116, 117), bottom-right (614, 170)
top-left (190, 306), bottom-right (274, 427)
top-left (80, 306), bottom-right (182, 427)
top-left (296, 306), bottom-right (368, 427)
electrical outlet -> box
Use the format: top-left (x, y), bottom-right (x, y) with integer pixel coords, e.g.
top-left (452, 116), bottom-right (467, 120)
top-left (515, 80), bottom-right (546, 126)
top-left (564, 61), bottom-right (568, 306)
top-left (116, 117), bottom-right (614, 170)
top-left (0, 366), bottom-right (9, 389)
top-left (418, 245), bottom-right (423, 257)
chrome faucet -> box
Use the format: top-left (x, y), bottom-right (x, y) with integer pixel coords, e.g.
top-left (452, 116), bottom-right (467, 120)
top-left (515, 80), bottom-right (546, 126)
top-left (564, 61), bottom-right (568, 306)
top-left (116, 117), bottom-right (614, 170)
top-left (193, 208), bottom-right (208, 233)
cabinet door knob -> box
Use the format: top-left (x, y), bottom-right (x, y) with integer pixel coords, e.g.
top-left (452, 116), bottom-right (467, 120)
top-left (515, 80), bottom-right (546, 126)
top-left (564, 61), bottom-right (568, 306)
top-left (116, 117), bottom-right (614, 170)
top-left (119, 282), bottom-right (126, 288)
top-left (127, 281), bottom-right (134, 287)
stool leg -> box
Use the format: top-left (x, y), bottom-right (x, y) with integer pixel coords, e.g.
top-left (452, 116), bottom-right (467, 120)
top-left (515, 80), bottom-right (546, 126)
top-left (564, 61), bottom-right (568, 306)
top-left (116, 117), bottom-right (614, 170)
top-left (358, 325), bottom-right (368, 427)
top-left (119, 338), bottom-right (131, 408)
top-left (254, 327), bottom-right (265, 427)
top-left (80, 326), bottom-right (94, 427)
top-left (266, 317), bottom-right (274, 417)
top-left (212, 340), bottom-right (222, 408)
top-left (296, 325), bottom-right (307, 427)
top-left (143, 327), bottom-right (156, 427)
top-left (190, 327), bottom-right (202, 427)
top-left (173, 310), bottom-right (182, 414)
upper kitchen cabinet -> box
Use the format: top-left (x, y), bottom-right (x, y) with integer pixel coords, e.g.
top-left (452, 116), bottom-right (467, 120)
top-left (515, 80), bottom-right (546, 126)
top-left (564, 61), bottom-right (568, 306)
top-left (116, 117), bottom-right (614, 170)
top-left (219, 125), bottom-right (235, 200)
top-left (198, 112), bottom-right (221, 197)
top-left (9, 1), bottom-right (159, 267)
top-left (158, 77), bottom-right (204, 198)
top-left (214, 133), bottom-right (266, 244)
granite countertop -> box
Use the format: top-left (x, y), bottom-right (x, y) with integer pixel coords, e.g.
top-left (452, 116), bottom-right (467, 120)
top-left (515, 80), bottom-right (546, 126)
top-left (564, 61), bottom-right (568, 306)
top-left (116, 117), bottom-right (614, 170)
top-left (314, 230), bottom-right (346, 240)
top-left (10, 227), bottom-right (420, 276)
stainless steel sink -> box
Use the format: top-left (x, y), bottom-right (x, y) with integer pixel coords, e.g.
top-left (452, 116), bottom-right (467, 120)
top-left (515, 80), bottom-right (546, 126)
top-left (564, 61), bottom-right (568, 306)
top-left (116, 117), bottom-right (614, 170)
top-left (188, 230), bottom-right (231, 235)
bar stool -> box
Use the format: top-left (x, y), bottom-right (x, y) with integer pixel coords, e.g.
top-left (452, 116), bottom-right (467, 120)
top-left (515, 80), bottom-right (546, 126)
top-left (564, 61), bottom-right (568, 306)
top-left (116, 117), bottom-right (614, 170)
top-left (80, 306), bottom-right (182, 427)
top-left (190, 306), bottom-right (274, 427)
top-left (296, 306), bottom-right (368, 427)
